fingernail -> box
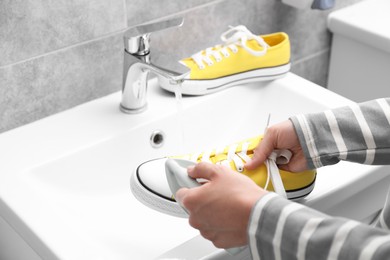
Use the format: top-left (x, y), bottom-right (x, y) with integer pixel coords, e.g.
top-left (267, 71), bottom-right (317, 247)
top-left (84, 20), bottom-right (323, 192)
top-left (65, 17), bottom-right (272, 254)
top-left (245, 160), bottom-right (252, 166)
top-left (187, 165), bottom-right (195, 174)
top-left (175, 192), bottom-right (182, 204)
top-left (175, 188), bottom-right (186, 206)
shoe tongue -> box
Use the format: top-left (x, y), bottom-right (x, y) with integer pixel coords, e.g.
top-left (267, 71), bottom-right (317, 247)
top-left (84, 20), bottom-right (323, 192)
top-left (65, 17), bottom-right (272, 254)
top-left (246, 38), bottom-right (268, 51)
top-left (213, 153), bottom-right (228, 162)
top-left (246, 136), bottom-right (262, 151)
top-left (216, 136), bottom-right (262, 157)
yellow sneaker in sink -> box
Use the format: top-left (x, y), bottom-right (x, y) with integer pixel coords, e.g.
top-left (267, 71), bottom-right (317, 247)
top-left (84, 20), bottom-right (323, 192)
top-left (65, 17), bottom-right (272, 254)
top-left (158, 25), bottom-right (291, 95)
top-left (130, 135), bottom-right (316, 218)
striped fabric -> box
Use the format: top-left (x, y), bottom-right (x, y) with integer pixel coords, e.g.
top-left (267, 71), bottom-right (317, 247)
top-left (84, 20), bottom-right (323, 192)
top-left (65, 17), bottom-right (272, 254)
top-left (248, 98), bottom-right (390, 259)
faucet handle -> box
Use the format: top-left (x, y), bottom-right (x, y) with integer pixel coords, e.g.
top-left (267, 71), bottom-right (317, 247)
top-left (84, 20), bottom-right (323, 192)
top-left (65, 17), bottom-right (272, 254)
top-left (124, 17), bottom-right (184, 55)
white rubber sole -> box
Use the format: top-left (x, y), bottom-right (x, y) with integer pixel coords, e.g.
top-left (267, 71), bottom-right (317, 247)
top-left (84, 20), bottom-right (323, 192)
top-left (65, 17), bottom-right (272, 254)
top-left (130, 160), bottom-right (316, 218)
top-left (287, 178), bottom-right (316, 201)
top-left (158, 63), bottom-right (291, 95)
top-left (130, 163), bottom-right (188, 218)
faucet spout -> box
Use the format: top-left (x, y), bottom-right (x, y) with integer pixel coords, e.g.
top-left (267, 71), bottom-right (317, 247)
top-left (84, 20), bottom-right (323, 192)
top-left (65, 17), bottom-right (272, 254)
top-left (120, 52), bottom-right (188, 114)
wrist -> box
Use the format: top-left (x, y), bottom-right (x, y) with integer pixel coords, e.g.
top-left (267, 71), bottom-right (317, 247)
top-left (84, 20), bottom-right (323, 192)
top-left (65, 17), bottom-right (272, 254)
top-left (243, 188), bottom-right (268, 226)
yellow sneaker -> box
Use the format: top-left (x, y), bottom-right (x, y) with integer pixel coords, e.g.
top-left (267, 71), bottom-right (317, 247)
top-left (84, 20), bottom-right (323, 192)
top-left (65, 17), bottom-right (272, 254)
top-left (158, 25), bottom-right (291, 95)
top-left (130, 135), bottom-right (316, 218)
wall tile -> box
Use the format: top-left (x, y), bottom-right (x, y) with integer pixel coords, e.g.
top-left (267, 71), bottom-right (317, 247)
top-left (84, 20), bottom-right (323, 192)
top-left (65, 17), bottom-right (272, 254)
top-left (0, 33), bottom-right (123, 133)
top-left (265, 0), bottom-right (363, 62)
top-left (291, 50), bottom-right (331, 87)
top-left (125, 0), bottom-right (222, 26)
top-left (0, 0), bottom-right (126, 66)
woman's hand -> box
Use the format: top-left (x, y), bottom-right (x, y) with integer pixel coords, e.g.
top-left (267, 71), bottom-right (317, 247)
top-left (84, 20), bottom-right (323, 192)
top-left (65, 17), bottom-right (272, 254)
top-left (245, 120), bottom-right (309, 172)
top-left (175, 162), bottom-right (267, 249)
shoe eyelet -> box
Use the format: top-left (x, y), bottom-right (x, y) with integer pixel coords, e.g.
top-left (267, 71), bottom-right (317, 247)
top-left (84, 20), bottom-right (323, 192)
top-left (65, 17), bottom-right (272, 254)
top-left (199, 64), bottom-right (206, 70)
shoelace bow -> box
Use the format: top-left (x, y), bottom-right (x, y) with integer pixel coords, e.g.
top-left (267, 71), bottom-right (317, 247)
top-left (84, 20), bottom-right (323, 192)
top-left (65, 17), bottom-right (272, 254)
top-left (191, 25), bottom-right (269, 70)
top-left (190, 142), bottom-right (290, 198)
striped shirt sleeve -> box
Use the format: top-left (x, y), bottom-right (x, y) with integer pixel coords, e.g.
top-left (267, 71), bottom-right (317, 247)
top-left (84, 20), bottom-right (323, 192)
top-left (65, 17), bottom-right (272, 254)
top-left (247, 98), bottom-right (390, 259)
top-left (248, 193), bottom-right (390, 260)
top-left (290, 98), bottom-right (390, 169)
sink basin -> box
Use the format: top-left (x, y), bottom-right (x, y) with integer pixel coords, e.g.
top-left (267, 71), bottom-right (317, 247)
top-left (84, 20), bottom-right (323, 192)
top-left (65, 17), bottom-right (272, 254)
top-left (1, 73), bottom-right (389, 259)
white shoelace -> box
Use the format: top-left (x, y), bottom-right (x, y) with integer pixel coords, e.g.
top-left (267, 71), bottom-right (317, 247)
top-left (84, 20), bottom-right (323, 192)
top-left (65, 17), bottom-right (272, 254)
top-left (192, 143), bottom-right (291, 198)
top-left (265, 150), bottom-right (291, 198)
top-left (190, 25), bottom-right (269, 70)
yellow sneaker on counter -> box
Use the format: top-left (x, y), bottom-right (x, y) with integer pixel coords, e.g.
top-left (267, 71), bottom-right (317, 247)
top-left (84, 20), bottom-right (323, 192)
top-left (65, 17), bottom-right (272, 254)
top-left (158, 25), bottom-right (291, 95)
top-left (130, 135), bottom-right (316, 218)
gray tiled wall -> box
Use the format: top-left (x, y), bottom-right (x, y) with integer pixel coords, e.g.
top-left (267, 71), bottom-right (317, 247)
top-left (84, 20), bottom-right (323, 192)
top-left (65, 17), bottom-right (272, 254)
top-left (0, 0), bottom-right (363, 133)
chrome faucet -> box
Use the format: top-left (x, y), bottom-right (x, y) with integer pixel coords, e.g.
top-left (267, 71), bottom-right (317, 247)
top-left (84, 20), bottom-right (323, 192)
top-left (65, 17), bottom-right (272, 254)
top-left (120, 17), bottom-right (190, 114)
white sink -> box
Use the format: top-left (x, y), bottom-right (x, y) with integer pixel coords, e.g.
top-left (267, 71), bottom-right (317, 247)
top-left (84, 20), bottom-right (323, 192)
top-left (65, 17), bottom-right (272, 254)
top-left (1, 73), bottom-right (389, 259)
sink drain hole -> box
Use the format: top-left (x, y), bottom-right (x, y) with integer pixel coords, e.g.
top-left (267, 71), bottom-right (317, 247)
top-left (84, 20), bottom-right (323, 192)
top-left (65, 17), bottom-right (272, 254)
top-left (150, 130), bottom-right (165, 148)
